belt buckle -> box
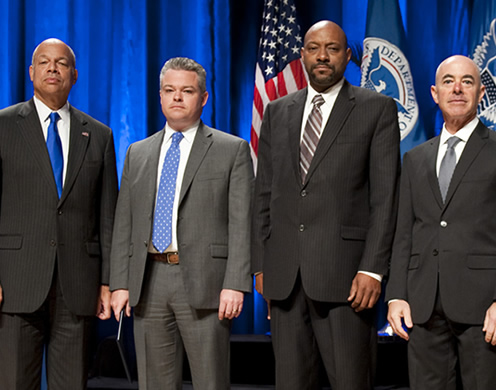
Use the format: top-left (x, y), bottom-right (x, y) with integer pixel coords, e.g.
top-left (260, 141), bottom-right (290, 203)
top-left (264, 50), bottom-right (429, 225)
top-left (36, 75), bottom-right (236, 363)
top-left (166, 252), bottom-right (179, 264)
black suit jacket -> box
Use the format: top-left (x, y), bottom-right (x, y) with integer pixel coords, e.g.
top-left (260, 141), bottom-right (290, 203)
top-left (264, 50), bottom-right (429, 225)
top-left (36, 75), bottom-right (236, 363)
top-left (252, 81), bottom-right (400, 302)
top-left (386, 122), bottom-right (496, 325)
top-left (0, 99), bottom-right (118, 316)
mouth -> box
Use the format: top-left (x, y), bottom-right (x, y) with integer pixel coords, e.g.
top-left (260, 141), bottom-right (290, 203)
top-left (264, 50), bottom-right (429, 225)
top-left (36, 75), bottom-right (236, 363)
top-left (44, 77), bottom-right (61, 83)
top-left (312, 63), bottom-right (333, 72)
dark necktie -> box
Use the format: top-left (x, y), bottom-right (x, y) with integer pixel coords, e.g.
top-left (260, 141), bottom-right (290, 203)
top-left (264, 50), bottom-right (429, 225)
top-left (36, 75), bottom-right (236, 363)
top-left (438, 136), bottom-right (461, 202)
top-left (152, 131), bottom-right (184, 252)
top-left (47, 112), bottom-right (64, 198)
top-left (300, 94), bottom-right (325, 183)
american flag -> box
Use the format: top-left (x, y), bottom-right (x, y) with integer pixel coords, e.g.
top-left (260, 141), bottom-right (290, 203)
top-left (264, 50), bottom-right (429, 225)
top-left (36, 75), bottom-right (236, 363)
top-left (250, 0), bottom-right (307, 169)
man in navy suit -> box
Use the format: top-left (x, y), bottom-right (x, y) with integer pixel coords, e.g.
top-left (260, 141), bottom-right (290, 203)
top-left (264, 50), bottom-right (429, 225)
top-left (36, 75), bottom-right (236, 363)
top-left (0, 38), bottom-right (118, 390)
top-left (387, 55), bottom-right (496, 389)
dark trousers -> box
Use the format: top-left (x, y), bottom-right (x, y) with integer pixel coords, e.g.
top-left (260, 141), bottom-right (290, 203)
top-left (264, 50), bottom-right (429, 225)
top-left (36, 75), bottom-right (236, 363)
top-left (270, 274), bottom-right (376, 390)
top-left (0, 271), bottom-right (92, 390)
top-left (408, 290), bottom-right (496, 390)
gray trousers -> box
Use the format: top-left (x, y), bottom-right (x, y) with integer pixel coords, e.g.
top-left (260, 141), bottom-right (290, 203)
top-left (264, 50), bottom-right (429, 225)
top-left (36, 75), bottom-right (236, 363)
top-left (134, 260), bottom-right (231, 390)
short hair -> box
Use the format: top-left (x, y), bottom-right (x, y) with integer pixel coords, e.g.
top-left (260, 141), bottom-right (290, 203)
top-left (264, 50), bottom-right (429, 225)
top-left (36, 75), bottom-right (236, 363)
top-left (31, 38), bottom-right (76, 68)
top-left (159, 57), bottom-right (207, 94)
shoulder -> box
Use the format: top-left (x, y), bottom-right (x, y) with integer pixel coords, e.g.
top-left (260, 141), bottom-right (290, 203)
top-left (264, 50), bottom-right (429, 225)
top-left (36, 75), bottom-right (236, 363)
top-left (204, 125), bottom-right (248, 147)
top-left (0, 100), bottom-right (32, 119)
top-left (266, 88), bottom-right (307, 111)
top-left (70, 106), bottom-right (111, 134)
top-left (346, 82), bottom-right (395, 105)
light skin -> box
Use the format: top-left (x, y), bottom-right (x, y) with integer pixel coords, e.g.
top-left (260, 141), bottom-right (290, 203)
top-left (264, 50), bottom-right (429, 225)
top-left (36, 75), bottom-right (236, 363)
top-left (110, 68), bottom-right (244, 322)
top-left (0, 39), bottom-right (111, 320)
top-left (255, 21), bottom-right (380, 315)
top-left (388, 55), bottom-right (496, 346)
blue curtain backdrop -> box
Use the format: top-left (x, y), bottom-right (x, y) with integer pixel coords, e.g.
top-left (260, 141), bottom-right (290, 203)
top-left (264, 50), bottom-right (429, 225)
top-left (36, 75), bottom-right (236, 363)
top-left (0, 0), bottom-right (486, 338)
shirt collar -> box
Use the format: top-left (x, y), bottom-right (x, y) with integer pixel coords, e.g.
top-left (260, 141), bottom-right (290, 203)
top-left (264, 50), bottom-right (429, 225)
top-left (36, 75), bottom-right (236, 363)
top-left (33, 96), bottom-right (70, 124)
top-left (306, 78), bottom-right (345, 107)
top-left (164, 120), bottom-right (200, 144)
top-left (439, 117), bottom-right (479, 146)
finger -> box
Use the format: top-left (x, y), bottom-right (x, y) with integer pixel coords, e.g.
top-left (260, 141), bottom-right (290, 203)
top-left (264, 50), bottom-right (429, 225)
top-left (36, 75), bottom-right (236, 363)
top-left (267, 300), bottom-right (271, 320)
top-left (126, 304), bottom-right (132, 317)
top-left (347, 280), bottom-right (357, 302)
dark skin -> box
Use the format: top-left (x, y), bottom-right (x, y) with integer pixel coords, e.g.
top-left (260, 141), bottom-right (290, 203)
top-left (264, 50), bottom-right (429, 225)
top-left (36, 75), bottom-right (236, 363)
top-left (255, 21), bottom-right (381, 315)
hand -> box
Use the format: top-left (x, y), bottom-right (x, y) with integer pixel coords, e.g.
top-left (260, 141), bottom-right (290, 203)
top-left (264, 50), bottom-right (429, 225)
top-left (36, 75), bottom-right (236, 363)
top-left (347, 273), bottom-right (381, 312)
top-left (97, 285), bottom-right (112, 320)
top-left (110, 289), bottom-right (131, 322)
top-left (218, 289), bottom-right (244, 320)
top-left (254, 273), bottom-right (271, 319)
top-left (387, 299), bottom-right (413, 341)
top-left (483, 302), bottom-right (496, 345)
top-left (0, 283), bottom-right (3, 306)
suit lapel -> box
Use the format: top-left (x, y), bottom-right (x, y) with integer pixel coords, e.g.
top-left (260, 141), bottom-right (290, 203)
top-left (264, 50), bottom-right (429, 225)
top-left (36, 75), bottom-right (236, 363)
top-left (143, 130), bottom-right (165, 220)
top-left (304, 81), bottom-right (355, 185)
top-left (60, 107), bottom-right (90, 205)
top-left (443, 122), bottom-right (487, 208)
top-left (178, 122), bottom-right (213, 205)
top-left (425, 136), bottom-right (444, 208)
top-left (286, 89), bottom-right (307, 186)
top-left (16, 100), bottom-right (59, 196)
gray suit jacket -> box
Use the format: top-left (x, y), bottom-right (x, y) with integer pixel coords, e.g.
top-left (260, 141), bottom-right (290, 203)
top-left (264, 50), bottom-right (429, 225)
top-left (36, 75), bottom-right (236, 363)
top-left (110, 122), bottom-right (253, 309)
top-left (0, 99), bottom-right (118, 316)
top-left (386, 122), bottom-right (496, 325)
top-left (252, 81), bottom-right (401, 302)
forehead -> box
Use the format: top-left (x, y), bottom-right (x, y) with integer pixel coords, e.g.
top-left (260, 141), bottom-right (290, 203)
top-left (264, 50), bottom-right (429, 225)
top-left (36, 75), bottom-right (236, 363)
top-left (162, 69), bottom-right (199, 88)
top-left (305, 24), bottom-right (345, 46)
top-left (34, 43), bottom-right (72, 62)
top-left (437, 58), bottom-right (479, 81)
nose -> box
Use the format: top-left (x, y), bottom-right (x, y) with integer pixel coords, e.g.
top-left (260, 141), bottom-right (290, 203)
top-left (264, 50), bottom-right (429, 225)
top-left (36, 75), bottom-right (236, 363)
top-left (453, 81), bottom-right (462, 93)
top-left (317, 47), bottom-right (329, 62)
top-left (47, 60), bottom-right (58, 73)
top-left (173, 90), bottom-right (183, 101)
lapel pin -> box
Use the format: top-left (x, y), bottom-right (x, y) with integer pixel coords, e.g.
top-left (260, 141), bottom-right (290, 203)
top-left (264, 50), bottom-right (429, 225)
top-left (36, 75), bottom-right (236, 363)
top-left (82, 132), bottom-right (89, 137)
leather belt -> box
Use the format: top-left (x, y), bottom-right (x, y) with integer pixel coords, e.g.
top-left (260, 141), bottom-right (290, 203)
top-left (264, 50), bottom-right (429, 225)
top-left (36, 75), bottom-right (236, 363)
top-left (148, 252), bottom-right (179, 264)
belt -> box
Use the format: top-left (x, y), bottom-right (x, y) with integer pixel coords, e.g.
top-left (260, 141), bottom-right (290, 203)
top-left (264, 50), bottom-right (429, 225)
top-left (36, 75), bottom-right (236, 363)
top-left (148, 252), bottom-right (179, 264)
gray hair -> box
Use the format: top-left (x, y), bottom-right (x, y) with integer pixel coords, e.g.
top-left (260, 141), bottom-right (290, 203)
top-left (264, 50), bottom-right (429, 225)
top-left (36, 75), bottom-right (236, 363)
top-left (159, 57), bottom-right (207, 94)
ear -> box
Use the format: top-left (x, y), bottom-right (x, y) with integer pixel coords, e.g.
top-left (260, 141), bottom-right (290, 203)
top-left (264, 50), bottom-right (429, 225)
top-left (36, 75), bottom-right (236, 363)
top-left (430, 85), bottom-right (439, 104)
top-left (29, 65), bottom-right (34, 82)
top-left (201, 91), bottom-right (209, 107)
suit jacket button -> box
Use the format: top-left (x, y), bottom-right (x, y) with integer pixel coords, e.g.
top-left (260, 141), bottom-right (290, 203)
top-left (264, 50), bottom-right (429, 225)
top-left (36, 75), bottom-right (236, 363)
top-left (301, 190), bottom-right (307, 197)
top-left (433, 249), bottom-right (439, 256)
top-left (440, 221), bottom-right (448, 228)
top-left (50, 240), bottom-right (56, 247)
top-left (299, 224), bottom-right (305, 232)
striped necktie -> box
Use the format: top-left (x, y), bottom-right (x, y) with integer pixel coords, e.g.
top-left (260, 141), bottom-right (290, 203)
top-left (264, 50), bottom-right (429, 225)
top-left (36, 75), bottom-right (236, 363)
top-left (300, 94), bottom-right (325, 183)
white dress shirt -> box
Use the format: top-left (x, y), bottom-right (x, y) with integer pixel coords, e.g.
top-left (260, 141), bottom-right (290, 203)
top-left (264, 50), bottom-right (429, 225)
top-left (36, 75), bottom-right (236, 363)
top-left (436, 117), bottom-right (479, 177)
top-left (153, 120), bottom-right (199, 252)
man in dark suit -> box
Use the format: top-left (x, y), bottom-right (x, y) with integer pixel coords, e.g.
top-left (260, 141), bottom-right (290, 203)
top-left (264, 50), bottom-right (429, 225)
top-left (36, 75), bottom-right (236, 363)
top-left (110, 57), bottom-right (253, 390)
top-left (252, 21), bottom-right (400, 389)
top-left (387, 55), bottom-right (496, 389)
top-left (0, 38), bottom-right (118, 389)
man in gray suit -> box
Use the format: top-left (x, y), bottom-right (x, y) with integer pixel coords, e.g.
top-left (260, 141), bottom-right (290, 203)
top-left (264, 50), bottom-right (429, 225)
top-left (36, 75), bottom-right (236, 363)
top-left (387, 55), bottom-right (496, 389)
top-left (252, 21), bottom-right (400, 389)
top-left (110, 57), bottom-right (253, 390)
top-left (0, 39), bottom-right (118, 389)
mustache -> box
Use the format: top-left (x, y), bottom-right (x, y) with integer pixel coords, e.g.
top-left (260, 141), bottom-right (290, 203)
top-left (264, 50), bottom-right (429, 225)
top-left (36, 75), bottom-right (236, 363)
top-left (311, 62), bottom-right (334, 72)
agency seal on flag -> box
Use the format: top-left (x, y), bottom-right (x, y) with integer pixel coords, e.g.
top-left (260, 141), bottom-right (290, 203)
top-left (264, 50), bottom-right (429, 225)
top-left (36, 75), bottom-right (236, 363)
top-left (473, 18), bottom-right (496, 130)
top-left (361, 37), bottom-right (419, 140)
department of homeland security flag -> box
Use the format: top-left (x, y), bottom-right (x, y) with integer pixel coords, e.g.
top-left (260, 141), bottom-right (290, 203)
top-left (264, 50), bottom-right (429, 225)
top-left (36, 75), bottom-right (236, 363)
top-left (250, 0), bottom-right (307, 169)
top-left (361, 0), bottom-right (424, 154)
top-left (470, 0), bottom-right (496, 129)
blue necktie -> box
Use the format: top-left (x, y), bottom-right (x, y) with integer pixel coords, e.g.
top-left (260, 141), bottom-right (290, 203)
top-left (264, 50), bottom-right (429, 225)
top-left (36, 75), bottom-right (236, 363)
top-left (47, 112), bottom-right (64, 198)
top-left (152, 132), bottom-right (184, 252)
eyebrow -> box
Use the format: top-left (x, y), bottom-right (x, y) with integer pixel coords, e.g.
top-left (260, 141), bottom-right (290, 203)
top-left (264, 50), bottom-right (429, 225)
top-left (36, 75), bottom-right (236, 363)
top-left (442, 74), bottom-right (475, 81)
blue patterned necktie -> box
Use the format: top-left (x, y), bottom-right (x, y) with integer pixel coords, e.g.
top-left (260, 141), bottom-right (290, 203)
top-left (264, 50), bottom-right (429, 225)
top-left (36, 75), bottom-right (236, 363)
top-left (47, 112), bottom-right (64, 198)
top-left (152, 131), bottom-right (184, 252)
top-left (438, 136), bottom-right (461, 202)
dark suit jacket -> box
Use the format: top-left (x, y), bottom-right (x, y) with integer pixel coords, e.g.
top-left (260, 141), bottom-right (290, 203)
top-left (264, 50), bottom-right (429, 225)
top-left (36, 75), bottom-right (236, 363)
top-left (386, 122), bottom-right (496, 325)
top-left (110, 122), bottom-right (253, 309)
top-left (252, 81), bottom-right (401, 302)
top-left (0, 99), bottom-right (118, 316)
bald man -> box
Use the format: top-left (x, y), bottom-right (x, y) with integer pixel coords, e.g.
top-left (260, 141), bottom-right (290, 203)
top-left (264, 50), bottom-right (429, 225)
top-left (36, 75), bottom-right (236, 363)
top-left (0, 39), bottom-right (118, 390)
top-left (387, 55), bottom-right (496, 389)
top-left (252, 21), bottom-right (400, 389)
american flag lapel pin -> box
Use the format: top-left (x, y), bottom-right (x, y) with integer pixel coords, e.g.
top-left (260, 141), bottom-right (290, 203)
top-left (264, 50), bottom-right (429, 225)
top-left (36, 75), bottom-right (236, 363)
top-left (82, 131), bottom-right (89, 137)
